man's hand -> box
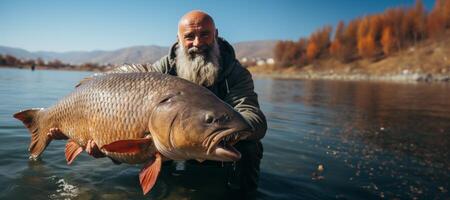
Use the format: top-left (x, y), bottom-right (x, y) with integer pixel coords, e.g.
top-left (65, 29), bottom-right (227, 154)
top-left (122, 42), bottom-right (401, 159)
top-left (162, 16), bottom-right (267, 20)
top-left (47, 128), bottom-right (106, 158)
top-left (85, 139), bottom-right (106, 158)
top-left (47, 128), bottom-right (69, 140)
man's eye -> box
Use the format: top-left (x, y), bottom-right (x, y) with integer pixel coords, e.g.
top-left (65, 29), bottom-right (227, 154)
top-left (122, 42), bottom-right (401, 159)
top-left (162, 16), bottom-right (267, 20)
top-left (185, 35), bottom-right (194, 40)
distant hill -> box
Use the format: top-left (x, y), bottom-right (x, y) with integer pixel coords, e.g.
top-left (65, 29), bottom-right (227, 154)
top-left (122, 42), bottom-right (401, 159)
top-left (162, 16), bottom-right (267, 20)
top-left (0, 46), bottom-right (40, 60)
top-left (0, 40), bottom-right (277, 65)
top-left (0, 45), bottom-right (169, 65)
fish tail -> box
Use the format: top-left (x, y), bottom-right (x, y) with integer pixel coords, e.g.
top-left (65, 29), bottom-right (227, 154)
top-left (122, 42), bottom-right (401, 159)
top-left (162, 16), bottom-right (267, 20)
top-left (13, 108), bottom-right (50, 160)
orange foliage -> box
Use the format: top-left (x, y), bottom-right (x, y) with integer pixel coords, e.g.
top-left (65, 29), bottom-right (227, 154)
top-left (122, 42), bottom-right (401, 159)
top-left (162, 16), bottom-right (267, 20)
top-left (306, 42), bottom-right (319, 61)
top-left (274, 39), bottom-right (308, 67)
top-left (445, 0), bottom-right (450, 27)
top-left (329, 39), bottom-right (342, 57)
top-left (427, 0), bottom-right (447, 38)
top-left (357, 17), bottom-right (378, 58)
top-left (273, 0), bottom-right (449, 67)
top-left (306, 26), bottom-right (332, 61)
top-left (381, 26), bottom-right (396, 55)
top-left (358, 34), bottom-right (377, 58)
top-left (330, 21), bottom-right (345, 58)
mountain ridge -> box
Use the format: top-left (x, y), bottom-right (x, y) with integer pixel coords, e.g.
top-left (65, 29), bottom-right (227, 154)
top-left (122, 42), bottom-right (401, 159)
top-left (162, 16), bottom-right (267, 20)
top-left (0, 40), bottom-right (277, 65)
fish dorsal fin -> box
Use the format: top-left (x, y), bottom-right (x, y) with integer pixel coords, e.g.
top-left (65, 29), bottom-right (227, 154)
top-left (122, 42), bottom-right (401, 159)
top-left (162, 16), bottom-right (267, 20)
top-left (65, 140), bottom-right (83, 165)
top-left (75, 76), bottom-right (94, 88)
top-left (139, 153), bottom-right (162, 195)
top-left (101, 138), bottom-right (153, 153)
top-left (13, 108), bottom-right (42, 128)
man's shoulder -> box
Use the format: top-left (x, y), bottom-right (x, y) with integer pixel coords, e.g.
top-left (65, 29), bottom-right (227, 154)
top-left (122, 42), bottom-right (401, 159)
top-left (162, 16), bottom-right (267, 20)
top-left (152, 55), bottom-right (175, 74)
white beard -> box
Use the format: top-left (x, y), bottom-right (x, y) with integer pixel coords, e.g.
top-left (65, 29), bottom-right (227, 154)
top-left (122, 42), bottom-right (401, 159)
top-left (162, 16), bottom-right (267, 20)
top-left (176, 39), bottom-right (221, 87)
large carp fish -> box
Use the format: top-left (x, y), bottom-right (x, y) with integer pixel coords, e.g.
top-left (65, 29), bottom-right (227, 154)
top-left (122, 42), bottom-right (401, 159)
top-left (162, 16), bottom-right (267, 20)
top-left (13, 72), bottom-right (251, 194)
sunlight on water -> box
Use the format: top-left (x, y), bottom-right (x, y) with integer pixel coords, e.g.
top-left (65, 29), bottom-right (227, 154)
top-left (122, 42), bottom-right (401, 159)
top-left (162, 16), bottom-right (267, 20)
top-left (49, 177), bottom-right (80, 199)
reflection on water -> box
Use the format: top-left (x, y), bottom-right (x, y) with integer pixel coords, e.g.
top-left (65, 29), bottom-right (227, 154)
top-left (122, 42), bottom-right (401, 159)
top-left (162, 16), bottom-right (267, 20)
top-left (257, 78), bottom-right (449, 199)
top-left (0, 68), bottom-right (449, 199)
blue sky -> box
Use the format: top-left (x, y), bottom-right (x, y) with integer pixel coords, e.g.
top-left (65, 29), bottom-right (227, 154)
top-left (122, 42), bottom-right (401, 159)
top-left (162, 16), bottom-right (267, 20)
top-left (0, 0), bottom-right (435, 52)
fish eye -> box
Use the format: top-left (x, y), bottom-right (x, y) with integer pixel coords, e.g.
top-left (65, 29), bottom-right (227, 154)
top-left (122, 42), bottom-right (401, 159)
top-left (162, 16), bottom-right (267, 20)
top-left (159, 94), bottom-right (176, 104)
top-left (205, 114), bottom-right (214, 124)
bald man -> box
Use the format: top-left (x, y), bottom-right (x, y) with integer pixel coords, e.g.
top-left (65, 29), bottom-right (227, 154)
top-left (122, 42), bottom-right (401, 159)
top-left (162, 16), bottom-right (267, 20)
top-left (48, 10), bottom-right (267, 197)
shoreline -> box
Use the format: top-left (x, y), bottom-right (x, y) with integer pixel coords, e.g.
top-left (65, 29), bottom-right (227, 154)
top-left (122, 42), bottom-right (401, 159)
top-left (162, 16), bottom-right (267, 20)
top-left (0, 65), bottom-right (107, 73)
top-left (3, 65), bottom-right (450, 83)
top-left (250, 71), bottom-right (450, 83)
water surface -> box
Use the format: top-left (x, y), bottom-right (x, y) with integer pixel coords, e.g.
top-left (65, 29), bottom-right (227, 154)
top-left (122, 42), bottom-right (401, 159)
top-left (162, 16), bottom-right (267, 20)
top-left (0, 67), bottom-right (448, 199)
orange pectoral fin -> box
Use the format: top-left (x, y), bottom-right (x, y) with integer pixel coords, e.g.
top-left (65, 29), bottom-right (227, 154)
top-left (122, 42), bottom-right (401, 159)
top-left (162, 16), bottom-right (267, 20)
top-left (65, 140), bottom-right (83, 165)
top-left (101, 138), bottom-right (152, 153)
top-left (139, 153), bottom-right (162, 195)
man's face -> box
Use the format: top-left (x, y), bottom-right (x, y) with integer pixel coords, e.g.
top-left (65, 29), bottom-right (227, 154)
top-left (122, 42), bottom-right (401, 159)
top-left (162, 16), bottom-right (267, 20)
top-left (178, 19), bottom-right (216, 56)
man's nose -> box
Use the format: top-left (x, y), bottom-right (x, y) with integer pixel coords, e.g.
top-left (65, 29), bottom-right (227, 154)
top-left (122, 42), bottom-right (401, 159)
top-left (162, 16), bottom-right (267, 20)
top-left (193, 36), bottom-right (203, 47)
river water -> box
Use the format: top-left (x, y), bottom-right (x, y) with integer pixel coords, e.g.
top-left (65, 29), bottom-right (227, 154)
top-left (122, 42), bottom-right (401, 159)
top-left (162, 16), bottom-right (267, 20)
top-left (0, 67), bottom-right (448, 199)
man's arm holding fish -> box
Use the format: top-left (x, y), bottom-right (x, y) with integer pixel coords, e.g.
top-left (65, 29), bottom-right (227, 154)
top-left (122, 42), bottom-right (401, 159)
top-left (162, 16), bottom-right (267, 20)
top-left (223, 63), bottom-right (267, 141)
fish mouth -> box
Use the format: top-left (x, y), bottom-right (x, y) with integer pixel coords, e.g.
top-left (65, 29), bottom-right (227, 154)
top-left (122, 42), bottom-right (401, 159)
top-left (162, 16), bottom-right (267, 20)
top-left (205, 128), bottom-right (252, 161)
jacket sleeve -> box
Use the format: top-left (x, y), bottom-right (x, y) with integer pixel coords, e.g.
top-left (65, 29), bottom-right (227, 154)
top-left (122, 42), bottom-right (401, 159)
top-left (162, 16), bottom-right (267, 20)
top-left (223, 62), bottom-right (267, 141)
top-left (105, 55), bottom-right (171, 73)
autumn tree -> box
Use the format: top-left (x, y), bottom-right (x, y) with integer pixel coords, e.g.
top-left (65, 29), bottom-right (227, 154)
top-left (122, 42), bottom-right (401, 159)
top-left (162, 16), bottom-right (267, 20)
top-left (274, 41), bottom-right (287, 66)
top-left (4, 55), bottom-right (19, 66)
top-left (306, 42), bottom-right (319, 61)
top-left (306, 26), bottom-right (332, 61)
top-left (383, 8), bottom-right (405, 49)
top-left (294, 38), bottom-right (308, 66)
top-left (330, 21), bottom-right (345, 59)
top-left (357, 17), bottom-right (377, 58)
top-left (409, 0), bottom-right (427, 43)
top-left (427, 0), bottom-right (447, 38)
top-left (274, 40), bottom-right (302, 67)
top-left (381, 26), bottom-right (396, 55)
top-left (339, 19), bottom-right (360, 62)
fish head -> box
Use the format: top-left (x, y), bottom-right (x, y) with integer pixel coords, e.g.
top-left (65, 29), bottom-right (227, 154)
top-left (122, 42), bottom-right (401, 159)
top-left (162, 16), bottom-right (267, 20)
top-left (149, 84), bottom-right (252, 162)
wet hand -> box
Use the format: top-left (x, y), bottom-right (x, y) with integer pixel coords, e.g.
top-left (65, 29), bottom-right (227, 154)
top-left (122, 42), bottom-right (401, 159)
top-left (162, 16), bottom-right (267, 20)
top-left (85, 139), bottom-right (106, 158)
top-left (47, 128), bottom-right (69, 140)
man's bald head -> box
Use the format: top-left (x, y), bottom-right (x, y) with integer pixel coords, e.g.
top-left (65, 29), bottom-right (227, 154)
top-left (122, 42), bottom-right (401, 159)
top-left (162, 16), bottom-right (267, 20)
top-left (178, 10), bottom-right (215, 31)
top-left (175, 10), bottom-right (221, 87)
top-left (177, 10), bottom-right (218, 51)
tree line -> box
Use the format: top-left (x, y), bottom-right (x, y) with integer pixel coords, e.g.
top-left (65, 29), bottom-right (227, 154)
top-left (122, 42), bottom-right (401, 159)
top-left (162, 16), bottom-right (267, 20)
top-left (274, 0), bottom-right (450, 67)
top-left (0, 54), bottom-right (110, 71)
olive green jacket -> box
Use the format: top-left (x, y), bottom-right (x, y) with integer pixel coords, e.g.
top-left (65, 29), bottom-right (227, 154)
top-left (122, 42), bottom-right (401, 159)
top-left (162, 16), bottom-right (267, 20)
top-left (109, 38), bottom-right (267, 141)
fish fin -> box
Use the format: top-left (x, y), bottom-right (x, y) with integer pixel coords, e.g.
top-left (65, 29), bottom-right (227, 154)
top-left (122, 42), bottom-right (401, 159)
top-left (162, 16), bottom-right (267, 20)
top-left (13, 108), bottom-right (49, 160)
top-left (75, 76), bottom-right (95, 88)
top-left (139, 153), bottom-right (162, 195)
top-left (101, 138), bottom-right (152, 153)
top-left (65, 140), bottom-right (83, 165)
